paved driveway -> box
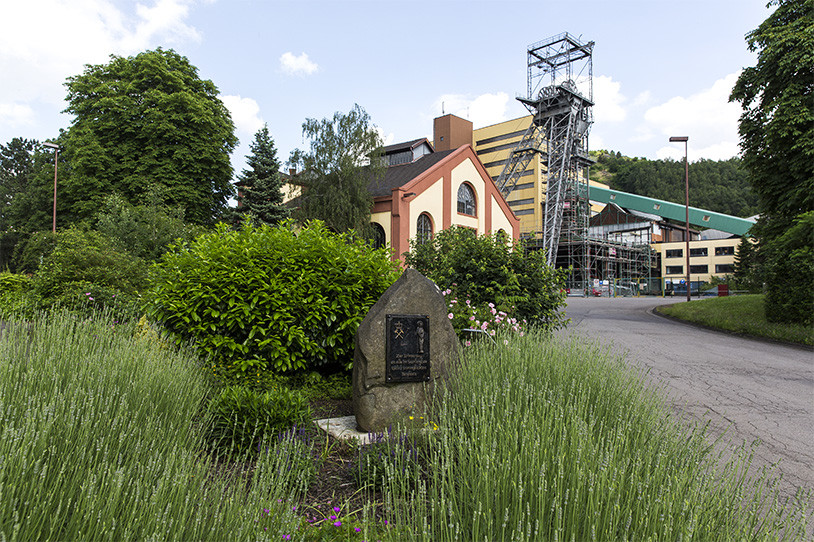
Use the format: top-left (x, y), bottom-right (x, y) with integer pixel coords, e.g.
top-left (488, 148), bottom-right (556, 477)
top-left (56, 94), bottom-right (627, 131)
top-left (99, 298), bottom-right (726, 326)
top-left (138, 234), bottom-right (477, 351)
top-left (560, 296), bottom-right (813, 504)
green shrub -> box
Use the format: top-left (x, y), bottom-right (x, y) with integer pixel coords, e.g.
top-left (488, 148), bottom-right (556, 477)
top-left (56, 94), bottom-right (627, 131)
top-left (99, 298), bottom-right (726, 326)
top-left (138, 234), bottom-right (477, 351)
top-left (0, 272), bottom-right (37, 317)
top-left (764, 211), bottom-right (814, 326)
top-left (0, 271), bottom-right (31, 293)
top-left (207, 384), bottom-right (310, 454)
top-left (45, 281), bottom-right (142, 320)
top-left (11, 230), bottom-right (57, 273)
top-left (443, 290), bottom-right (526, 342)
top-left (147, 220), bottom-right (400, 375)
top-left (94, 189), bottom-right (206, 262)
top-left (31, 226), bottom-right (147, 315)
top-left (405, 226), bottom-right (568, 330)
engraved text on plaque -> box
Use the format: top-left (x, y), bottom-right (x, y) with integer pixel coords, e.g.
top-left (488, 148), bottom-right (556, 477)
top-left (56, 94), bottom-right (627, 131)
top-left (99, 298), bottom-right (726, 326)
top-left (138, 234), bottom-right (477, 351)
top-left (386, 314), bottom-right (430, 382)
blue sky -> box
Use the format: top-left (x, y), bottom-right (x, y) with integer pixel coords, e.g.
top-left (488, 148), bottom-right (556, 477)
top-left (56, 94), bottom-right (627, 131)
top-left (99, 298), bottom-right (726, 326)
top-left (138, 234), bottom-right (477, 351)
top-left (1, 0), bottom-right (773, 177)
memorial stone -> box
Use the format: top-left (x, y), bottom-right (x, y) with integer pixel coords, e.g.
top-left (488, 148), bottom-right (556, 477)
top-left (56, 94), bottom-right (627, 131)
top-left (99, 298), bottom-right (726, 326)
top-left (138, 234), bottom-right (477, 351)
top-left (352, 268), bottom-right (457, 433)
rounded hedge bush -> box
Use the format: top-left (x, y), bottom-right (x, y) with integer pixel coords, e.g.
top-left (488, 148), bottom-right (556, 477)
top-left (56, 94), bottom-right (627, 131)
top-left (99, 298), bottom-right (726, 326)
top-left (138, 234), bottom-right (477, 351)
top-left (31, 227), bottom-right (148, 317)
top-left (405, 226), bottom-right (568, 330)
top-left (146, 221), bottom-right (400, 375)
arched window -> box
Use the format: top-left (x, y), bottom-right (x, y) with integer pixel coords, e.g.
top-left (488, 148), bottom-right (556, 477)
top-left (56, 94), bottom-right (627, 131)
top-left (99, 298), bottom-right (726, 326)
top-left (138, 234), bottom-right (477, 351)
top-left (416, 213), bottom-right (433, 244)
top-left (370, 222), bottom-right (386, 249)
top-left (457, 183), bottom-right (476, 215)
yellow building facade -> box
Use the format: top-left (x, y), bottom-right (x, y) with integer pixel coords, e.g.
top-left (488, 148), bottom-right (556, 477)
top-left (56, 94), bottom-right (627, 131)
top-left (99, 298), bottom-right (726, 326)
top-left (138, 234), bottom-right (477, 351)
top-left (653, 238), bottom-right (739, 284)
top-left (472, 117), bottom-right (540, 236)
top-left (472, 115), bottom-right (606, 238)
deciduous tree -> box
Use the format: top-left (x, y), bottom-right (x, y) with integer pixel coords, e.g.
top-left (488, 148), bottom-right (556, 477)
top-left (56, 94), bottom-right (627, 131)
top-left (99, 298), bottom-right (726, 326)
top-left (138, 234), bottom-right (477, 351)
top-left (729, 0), bottom-right (814, 237)
top-left (288, 104), bottom-right (384, 234)
top-left (730, 0), bottom-right (814, 324)
top-left (62, 48), bottom-right (237, 225)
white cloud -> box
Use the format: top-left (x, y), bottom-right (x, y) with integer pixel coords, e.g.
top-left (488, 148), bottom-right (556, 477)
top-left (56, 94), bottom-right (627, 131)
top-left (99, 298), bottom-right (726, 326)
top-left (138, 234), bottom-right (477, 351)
top-left (433, 92), bottom-right (510, 129)
top-left (593, 75), bottom-right (627, 124)
top-left (0, 0), bottom-right (204, 136)
top-left (644, 72), bottom-right (742, 160)
top-left (221, 95), bottom-right (264, 137)
top-left (632, 91), bottom-right (651, 107)
top-left (589, 133), bottom-right (607, 151)
top-left (279, 52), bottom-right (318, 76)
top-left (0, 103), bottom-right (36, 128)
top-left (121, 0), bottom-right (202, 52)
top-left (374, 126), bottom-right (395, 146)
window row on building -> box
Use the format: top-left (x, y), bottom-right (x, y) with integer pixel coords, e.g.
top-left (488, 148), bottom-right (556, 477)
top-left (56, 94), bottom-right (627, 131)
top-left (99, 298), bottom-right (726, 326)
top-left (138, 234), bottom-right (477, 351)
top-left (665, 264), bottom-right (735, 275)
top-left (665, 246), bottom-right (736, 258)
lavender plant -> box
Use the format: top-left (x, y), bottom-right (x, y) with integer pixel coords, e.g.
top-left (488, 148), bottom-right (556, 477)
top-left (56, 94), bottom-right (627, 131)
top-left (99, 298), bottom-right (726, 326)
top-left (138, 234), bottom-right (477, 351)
top-left (378, 331), bottom-right (810, 540)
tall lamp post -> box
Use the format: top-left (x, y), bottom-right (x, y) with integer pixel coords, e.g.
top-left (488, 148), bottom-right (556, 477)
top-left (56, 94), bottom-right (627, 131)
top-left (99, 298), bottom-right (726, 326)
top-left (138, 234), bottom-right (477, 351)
top-left (43, 142), bottom-right (60, 233)
top-left (669, 136), bottom-right (690, 302)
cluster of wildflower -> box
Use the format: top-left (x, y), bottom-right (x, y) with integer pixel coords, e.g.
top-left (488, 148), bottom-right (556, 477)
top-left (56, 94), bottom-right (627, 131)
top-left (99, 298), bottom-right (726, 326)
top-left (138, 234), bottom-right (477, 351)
top-left (441, 288), bottom-right (526, 345)
top-left (304, 503), bottom-right (345, 528)
top-left (292, 500), bottom-right (385, 539)
top-left (408, 415), bottom-right (439, 432)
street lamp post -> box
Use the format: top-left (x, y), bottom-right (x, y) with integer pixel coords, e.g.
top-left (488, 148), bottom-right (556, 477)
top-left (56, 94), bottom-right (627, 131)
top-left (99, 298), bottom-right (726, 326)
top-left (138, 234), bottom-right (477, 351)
top-left (669, 136), bottom-right (690, 302)
top-left (43, 142), bottom-right (60, 233)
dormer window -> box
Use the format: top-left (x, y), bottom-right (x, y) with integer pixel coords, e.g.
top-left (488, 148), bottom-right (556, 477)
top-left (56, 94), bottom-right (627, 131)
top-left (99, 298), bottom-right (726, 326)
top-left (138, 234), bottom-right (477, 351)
top-left (383, 139), bottom-right (433, 166)
top-left (387, 150), bottom-right (412, 166)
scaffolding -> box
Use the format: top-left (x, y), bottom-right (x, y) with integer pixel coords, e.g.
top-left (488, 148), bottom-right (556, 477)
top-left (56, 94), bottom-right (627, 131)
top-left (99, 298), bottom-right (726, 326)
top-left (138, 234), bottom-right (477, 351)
top-left (497, 33), bottom-right (656, 292)
top-left (496, 33), bottom-right (594, 275)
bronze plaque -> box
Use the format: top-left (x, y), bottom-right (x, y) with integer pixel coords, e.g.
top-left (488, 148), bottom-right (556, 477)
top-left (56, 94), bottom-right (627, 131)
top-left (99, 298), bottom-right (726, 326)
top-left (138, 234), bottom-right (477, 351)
top-left (386, 314), bottom-right (430, 383)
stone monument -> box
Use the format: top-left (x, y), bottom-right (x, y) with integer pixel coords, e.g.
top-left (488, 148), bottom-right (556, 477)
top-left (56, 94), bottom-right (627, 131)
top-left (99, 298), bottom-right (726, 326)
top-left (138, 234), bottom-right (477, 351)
top-left (352, 268), bottom-right (458, 433)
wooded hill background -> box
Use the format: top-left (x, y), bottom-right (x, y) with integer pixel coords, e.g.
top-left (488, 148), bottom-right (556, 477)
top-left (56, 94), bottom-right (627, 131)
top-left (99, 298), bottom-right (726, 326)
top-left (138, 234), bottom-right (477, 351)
top-left (588, 151), bottom-right (757, 218)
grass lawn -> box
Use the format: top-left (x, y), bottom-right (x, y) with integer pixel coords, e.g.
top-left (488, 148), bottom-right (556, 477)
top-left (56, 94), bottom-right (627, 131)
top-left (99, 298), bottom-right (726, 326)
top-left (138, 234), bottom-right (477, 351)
top-left (656, 294), bottom-right (813, 347)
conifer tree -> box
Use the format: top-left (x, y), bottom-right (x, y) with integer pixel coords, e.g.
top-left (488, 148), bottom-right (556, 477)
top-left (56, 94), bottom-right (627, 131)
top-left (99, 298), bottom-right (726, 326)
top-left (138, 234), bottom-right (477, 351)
top-left (237, 125), bottom-right (288, 225)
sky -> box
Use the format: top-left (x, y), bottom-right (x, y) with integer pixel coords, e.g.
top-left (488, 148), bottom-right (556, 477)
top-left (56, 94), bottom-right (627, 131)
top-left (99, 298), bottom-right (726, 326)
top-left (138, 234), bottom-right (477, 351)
top-left (0, 0), bottom-right (774, 179)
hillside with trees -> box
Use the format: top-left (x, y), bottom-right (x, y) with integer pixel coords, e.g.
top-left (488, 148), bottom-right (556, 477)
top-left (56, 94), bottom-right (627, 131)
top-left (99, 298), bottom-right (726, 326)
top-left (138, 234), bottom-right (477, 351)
top-left (589, 151), bottom-right (758, 218)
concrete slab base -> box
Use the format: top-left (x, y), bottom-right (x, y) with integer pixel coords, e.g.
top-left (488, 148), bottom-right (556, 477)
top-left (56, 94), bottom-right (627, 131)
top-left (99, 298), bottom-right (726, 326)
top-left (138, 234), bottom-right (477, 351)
top-left (313, 415), bottom-right (376, 445)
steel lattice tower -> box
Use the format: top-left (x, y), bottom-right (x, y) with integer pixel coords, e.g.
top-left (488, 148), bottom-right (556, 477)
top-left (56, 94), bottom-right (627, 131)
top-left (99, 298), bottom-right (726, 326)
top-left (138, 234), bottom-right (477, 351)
top-left (495, 33), bottom-right (594, 279)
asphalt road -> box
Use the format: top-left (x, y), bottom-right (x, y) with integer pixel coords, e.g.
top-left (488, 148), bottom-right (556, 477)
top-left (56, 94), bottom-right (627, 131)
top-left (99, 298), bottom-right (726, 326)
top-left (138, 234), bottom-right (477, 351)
top-left (560, 296), bottom-right (813, 506)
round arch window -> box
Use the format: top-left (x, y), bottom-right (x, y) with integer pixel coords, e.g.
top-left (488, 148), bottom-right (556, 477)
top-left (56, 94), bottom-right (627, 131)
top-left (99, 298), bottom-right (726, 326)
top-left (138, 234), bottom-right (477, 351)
top-left (370, 222), bottom-right (386, 249)
top-left (416, 213), bottom-right (433, 244)
top-left (457, 183), bottom-right (476, 216)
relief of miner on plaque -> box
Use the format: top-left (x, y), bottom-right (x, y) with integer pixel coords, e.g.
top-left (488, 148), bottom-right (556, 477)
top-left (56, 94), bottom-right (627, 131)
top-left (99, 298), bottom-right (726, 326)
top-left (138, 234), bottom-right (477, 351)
top-left (386, 314), bottom-right (430, 383)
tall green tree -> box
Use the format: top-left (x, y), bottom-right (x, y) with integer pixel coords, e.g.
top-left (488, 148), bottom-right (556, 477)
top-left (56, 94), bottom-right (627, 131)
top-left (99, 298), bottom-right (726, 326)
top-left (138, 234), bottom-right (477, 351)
top-left (94, 186), bottom-right (203, 262)
top-left (0, 138), bottom-right (63, 268)
top-left (730, 0), bottom-right (814, 324)
top-left (236, 125), bottom-right (288, 225)
top-left (288, 104), bottom-right (384, 234)
top-left (729, 0), bottom-right (814, 237)
top-left (1, 138), bottom-right (37, 233)
top-left (0, 138), bottom-right (57, 232)
top-left (62, 48), bottom-right (238, 225)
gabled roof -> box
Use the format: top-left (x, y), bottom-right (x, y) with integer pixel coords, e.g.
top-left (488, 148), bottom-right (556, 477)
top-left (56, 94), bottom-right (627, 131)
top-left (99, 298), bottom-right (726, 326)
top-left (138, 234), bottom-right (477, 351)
top-left (381, 138), bottom-right (433, 156)
top-left (369, 149), bottom-right (456, 197)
